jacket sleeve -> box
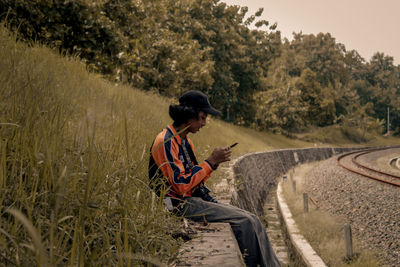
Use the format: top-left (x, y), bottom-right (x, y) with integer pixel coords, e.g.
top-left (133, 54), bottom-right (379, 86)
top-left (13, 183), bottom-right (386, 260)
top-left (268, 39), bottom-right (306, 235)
top-left (151, 135), bottom-right (213, 196)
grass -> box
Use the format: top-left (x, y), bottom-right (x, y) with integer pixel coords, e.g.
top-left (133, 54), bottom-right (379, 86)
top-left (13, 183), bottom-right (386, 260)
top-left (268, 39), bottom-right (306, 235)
top-left (0, 24), bottom-right (182, 266)
top-left (281, 164), bottom-right (381, 267)
top-left (295, 124), bottom-right (399, 147)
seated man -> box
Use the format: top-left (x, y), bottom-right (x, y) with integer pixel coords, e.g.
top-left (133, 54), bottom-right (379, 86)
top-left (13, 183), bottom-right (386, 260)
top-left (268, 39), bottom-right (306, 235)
top-left (149, 90), bottom-right (280, 267)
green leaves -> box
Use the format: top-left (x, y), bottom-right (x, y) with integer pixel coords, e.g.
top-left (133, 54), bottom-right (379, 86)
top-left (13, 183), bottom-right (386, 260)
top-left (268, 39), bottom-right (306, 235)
top-left (2, 0), bottom-right (399, 134)
top-left (1, 0), bottom-right (125, 75)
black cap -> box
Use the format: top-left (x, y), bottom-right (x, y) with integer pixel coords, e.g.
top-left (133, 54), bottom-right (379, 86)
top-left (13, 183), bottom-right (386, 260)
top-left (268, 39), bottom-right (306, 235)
top-left (179, 90), bottom-right (221, 116)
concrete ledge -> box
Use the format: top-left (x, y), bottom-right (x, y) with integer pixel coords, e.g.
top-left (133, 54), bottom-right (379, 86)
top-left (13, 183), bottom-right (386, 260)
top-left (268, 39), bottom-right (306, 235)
top-left (175, 164), bottom-right (245, 267)
top-left (231, 147), bottom-right (358, 217)
top-left (276, 182), bottom-right (327, 267)
top-left (389, 157), bottom-right (400, 169)
top-left (176, 222), bottom-right (245, 266)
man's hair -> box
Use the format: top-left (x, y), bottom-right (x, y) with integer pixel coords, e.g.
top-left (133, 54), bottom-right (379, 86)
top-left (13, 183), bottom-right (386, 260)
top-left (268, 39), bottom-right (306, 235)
top-left (169, 104), bottom-right (201, 126)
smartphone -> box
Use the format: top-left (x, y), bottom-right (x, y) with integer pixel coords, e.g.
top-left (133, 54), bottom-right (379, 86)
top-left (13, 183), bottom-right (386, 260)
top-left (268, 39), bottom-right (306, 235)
top-left (229, 142), bottom-right (238, 149)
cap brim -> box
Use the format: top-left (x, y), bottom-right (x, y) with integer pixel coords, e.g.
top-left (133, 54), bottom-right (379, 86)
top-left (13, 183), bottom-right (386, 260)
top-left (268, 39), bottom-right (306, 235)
top-left (203, 107), bottom-right (221, 116)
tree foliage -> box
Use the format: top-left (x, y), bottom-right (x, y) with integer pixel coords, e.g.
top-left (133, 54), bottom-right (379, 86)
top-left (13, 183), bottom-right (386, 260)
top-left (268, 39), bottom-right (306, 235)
top-left (1, 0), bottom-right (400, 135)
top-left (266, 32), bottom-right (400, 134)
top-left (1, 0), bottom-right (124, 75)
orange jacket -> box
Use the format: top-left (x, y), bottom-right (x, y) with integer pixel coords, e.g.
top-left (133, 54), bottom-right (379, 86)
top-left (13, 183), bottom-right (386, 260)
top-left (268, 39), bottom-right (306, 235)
top-left (149, 124), bottom-right (213, 197)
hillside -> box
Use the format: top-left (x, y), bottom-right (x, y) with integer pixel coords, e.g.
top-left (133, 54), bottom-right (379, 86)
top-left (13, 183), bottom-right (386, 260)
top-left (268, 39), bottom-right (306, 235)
top-left (0, 23), bottom-right (399, 266)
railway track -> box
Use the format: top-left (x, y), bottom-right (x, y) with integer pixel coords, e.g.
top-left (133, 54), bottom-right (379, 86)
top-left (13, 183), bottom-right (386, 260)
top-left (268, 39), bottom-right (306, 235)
top-left (337, 147), bottom-right (400, 187)
top-left (306, 152), bottom-right (400, 266)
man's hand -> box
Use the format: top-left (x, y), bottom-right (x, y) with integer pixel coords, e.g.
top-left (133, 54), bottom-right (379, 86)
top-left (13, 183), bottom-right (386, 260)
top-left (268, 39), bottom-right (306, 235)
top-left (206, 146), bottom-right (232, 168)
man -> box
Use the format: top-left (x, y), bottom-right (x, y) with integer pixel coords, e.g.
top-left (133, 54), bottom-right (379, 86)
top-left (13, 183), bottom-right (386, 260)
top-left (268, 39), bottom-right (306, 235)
top-left (149, 90), bottom-right (280, 267)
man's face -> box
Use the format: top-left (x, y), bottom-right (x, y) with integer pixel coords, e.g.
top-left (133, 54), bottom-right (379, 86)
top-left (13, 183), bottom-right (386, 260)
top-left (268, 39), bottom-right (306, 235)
top-left (187, 111), bottom-right (208, 134)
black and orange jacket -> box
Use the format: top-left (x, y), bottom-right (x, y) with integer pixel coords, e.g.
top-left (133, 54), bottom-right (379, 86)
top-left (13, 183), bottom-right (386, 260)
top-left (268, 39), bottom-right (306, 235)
top-left (149, 124), bottom-right (213, 198)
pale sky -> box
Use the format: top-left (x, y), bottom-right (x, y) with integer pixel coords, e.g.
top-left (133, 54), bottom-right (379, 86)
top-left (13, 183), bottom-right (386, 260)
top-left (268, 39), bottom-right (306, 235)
top-left (222, 0), bottom-right (400, 65)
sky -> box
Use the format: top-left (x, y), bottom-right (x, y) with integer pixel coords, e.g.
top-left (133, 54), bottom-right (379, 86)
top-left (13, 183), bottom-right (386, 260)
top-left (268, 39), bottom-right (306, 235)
top-left (221, 0), bottom-right (400, 65)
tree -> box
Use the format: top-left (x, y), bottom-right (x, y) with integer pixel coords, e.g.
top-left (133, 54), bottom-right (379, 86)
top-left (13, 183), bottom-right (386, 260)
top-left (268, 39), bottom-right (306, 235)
top-left (0, 0), bottom-right (125, 75)
top-left (3, 0), bottom-right (399, 134)
top-left (295, 68), bottom-right (336, 126)
top-left (103, 0), bottom-right (214, 95)
top-left (364, 53), bottom-right (400, 133)
top-left (253, 64), bottom-right (307, 133)
top-left (185, 1), bottom-right (280, 124)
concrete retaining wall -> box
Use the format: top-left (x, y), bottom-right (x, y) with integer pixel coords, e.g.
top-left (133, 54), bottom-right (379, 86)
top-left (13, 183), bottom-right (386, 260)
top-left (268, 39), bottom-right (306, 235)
top-left (231, 147), bottom-right (355, 217)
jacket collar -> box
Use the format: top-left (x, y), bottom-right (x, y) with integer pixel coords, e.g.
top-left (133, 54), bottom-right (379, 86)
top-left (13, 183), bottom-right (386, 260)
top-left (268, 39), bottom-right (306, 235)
top-left (167, 124), bottom-right (183, 145)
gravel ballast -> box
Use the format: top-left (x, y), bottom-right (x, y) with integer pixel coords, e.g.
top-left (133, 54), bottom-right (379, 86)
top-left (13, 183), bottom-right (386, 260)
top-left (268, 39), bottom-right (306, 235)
top-left (304, 155), bottom-right (400, 267)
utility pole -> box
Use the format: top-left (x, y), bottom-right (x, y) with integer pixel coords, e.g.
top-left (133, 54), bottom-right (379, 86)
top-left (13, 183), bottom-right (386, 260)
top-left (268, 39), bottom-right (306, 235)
top-left (387, 107), bottom-right (390, 135)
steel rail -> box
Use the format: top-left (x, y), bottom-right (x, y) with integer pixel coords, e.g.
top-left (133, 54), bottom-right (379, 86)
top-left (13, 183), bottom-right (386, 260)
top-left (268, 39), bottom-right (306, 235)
top-left (352, 149), bottom-right (400, 180)
top-left (337, 147), bottom-right (400, 187)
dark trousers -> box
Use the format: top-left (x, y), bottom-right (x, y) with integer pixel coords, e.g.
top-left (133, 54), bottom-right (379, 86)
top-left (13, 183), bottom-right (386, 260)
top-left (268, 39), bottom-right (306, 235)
top-left (177, 197), bottom-right (281, 267)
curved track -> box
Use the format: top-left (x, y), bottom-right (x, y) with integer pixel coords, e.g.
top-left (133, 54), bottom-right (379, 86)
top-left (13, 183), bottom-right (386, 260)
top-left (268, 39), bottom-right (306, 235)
top-left (337, 147), bottom-right (400, 187)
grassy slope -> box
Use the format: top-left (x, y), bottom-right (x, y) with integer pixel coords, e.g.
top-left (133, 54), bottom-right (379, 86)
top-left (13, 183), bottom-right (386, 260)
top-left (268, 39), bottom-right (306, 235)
top-left (0, 26), bottom-right (183, 266)
top-left (0, 24), bottom-right (398, 266)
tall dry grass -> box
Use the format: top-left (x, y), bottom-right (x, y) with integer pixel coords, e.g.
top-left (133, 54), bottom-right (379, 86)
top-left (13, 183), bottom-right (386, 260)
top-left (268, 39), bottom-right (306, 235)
top-left (0, 24), bottom-right (181, 266)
